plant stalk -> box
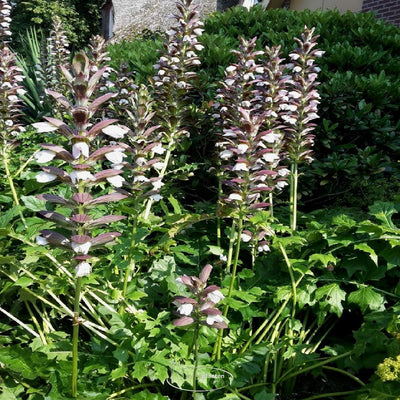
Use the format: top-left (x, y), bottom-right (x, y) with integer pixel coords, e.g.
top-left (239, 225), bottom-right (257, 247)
top-left (72, 276), bottom-right (83, 398)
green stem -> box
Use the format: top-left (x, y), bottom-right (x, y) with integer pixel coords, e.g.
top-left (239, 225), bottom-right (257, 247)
top-left (301, 389), bottom-right (369, 400)
top-left (72, 277), bottom-right (83, 398)
top-left (192, 323), bottom-right (200, 399)
top-left (278, 242), bottom-right (297, 318)
top-left (275, 351), bottom-right (353, 385)
top-left (240, 297), bottom-right (290, 355)
top-left (322, 365), bottom-right (366, 387)
top-left (122, 216), bottom-right (138, 301)
top-left (213, 216), bottom-right (243, 361)
top-left (290, 162), bottom-right (298, 231)
top-left (2, 148), bottom-right (27, 228)
top-left (107, 383), bottom-right (161, 399)
top-left (24, 301), bottom-right (47, 344)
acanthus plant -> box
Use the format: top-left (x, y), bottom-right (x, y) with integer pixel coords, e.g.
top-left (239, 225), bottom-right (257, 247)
top-left (173, 264), bottom-right (227, 393)
top-left (212, 29), bottom-right (322, 359)
top-left (283, 26), bottom-right (323, 230)
top-left (0, 0), bottom-right (27, 225)
top-left (146, 0), bottom-right (204, 218)
top-left (33, 51), bottom-right (128, 398)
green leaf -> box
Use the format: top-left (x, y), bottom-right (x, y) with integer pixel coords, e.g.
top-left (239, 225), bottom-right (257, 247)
top-left (369, 201), bottom-right (400, 230)
top-left (0, 195), bottom-right (13, 204)
top-left (14, 276), bottom-right (34, 288)
top-left (21, 195), bottom-right (47, 212)
top-left (0, 206), bottom-right (23, 227)
top-left (110, 365), bottom-right (128, 380)
top-left (131, 360), bottom-right (148, 382)
top-left (309, 253), bottom-right (337, 267)
top-left (354, 243), bottom-right (378, 265)
top-left (348, 286), bottom-right (386, 313)
top-left (315, 283), bottom-right (346, 317)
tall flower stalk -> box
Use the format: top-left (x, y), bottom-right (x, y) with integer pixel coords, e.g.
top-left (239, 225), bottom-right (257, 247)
top-left (283, 26), bottom-right (323, 230)
top-left (173, 264), bottom-right (227, 396)
top-left (34, 52), bottom-right (128, 398)
top-left (144, 0), bottom-right (204, 218)
top-left (212, 37), bottom-right (289, 359)
top-left (0, 0), bottom-right (27, 226)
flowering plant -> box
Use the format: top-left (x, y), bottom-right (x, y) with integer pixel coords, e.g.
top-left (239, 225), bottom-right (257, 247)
top-left (173, 264), bottom-right (227, 329)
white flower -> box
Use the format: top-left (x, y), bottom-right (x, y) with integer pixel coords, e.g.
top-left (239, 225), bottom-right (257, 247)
top-left (226, 65), bottom-right (237, 73)
top-left (134, 175), bottom-right (149, 183)
top-left (262, 153), bottom-right (280, 163)
top-left (193, 28), bottom-right (204, 36)
top-left (5, 119), bottom-right (13, 126)
top-left (194, 44), bottom-right (204, 51)
top-left (206, 314), bottom-right (224, 325)
top-left (219, 254), bottom-right (227, 262)
top-left (36, 171), bottom-right (57, 183)
top-left (288, 91), bottom-right (302, 99)
top-left (228, 193), bottom-right (242, 201)
top-left (75, 262), bottom-right (92, 277)
top-left (72, 142), bottom-right (89, 159)
top-left (153, 162), bottom-right (165, 170)
top-left (289, 53), bottom-right (300, 60)
top-left (278, 168), bottom-right (290, 177)
top-left (72, 241), bottom-right (91, 254)
top-left (70, 170), bottom-right (95, 184)
top-left (136, 157), bottom-right (146, 166)
top-left (177, 303), bottom-right (193, 316)
top-left (102, 125), bottom-right (129, 139)
top-left (241, 232), bottom-right (252, 243)
top-left (207, 289), bottom-right (225, 304)
top-left (32, 122), bottom-right (58, 133)
top-left (35, 150), bottom-right (56, 164)
top-left (152, 144), bottom-right (166, 155)
top-left (263, 132), bottom-right (281, 144)
top-left (151, 194), bottom-right (163, 202)
top-left (276, 180), bottom-right (288, 189)
top-left (107, 175), bottom-right (125, 188)
top-left (220, 150), bottom-right (233, 160)
top-left (152, 180), bottom-right (164, 190)
top-left (237, 144), bottom-right (249, 154)
top-left (282, 115), bottom-right (297, 125)
top-left (105, 149), bottom-right (126, 164)
top-left (258, 243), bottom-right (270, 252)
top-left (232, 162), bottom-right (248, 172)
top-left (35, 235), bottom-right (48, 246)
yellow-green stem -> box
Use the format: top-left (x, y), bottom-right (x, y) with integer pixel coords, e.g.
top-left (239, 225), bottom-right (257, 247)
top-left (213, 217), bottom-right (243, 360)
top-left (72, 276), bottom-right (83, 398)
top-left (2, 149), bottom-right (27, 227)
top-left (122, 216), bottom-right (138, 302)
top-left (278, 242), bottom-right (296, 319)
top-left (192, 323), bottom-right (200, 399)
top-left (290, 162), bottom-right (298, 231)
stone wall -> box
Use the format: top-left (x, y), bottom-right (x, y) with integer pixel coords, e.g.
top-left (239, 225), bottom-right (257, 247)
top-left (112, 0), bottom-right (239, 39)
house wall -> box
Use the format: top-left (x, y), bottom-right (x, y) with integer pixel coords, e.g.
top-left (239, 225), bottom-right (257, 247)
top-left (289, 0), bottom-right (363, 12)
top-left (362, 0), bottom-right (400, 26)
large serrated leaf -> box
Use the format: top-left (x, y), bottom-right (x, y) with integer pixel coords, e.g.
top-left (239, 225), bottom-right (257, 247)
top-left (348, 286), bottom-right (386, 313)
top-left (369, 201), bottom-right (400, 230)
top-left (315, 283), bottom-right (346, 317)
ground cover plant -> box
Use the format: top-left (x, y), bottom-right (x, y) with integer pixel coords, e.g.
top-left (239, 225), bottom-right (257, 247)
top-left (1, 1), bottom-right (400, 399)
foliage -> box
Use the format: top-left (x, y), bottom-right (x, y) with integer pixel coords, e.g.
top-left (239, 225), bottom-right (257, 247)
top-left (10, 0), bottom-right (103, 52)
top-left (1, 1), bottom-right (400, 400)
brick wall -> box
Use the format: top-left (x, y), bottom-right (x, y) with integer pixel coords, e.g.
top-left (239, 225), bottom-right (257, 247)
top-left (362, 0), bottom-right (400, 26)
